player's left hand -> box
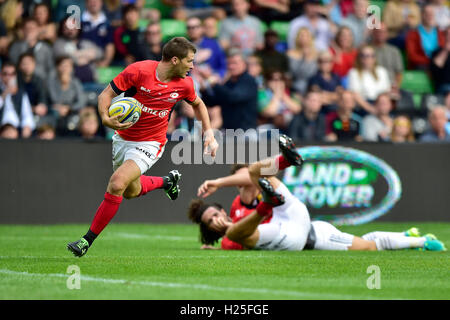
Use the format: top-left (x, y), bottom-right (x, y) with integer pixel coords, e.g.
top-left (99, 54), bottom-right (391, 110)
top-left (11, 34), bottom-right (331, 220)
top-left (197, 179), bottom-right (219, 198)
top-left (204, 129), bottom-right (218, 158)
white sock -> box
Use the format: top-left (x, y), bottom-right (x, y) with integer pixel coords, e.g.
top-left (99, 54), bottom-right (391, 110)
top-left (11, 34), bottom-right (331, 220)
top-left (362, 231), bottom-right (405, 241)
top-left (374, 235), bottom-right (426, 250)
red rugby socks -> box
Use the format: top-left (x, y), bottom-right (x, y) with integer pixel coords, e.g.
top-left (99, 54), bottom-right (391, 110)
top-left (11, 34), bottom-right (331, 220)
top-left (276, 155), bottom-right (291, 171)
top-left (139, 175), bottom-right (165, 196)
top-left (88, 192), bottom-right (123, 237)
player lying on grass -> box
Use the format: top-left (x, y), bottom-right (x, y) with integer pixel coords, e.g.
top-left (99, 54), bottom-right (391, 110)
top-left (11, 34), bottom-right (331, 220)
top-left (188, 135), bottom-right (446, 252)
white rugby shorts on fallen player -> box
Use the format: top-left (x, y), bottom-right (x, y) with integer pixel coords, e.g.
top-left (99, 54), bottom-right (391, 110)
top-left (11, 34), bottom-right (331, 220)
top-left (112, 133), bottom-right (165, 174)
top-left (254, 183), bottom-right (311, 251)
top-left (311, 221), bottom-right (354, 251)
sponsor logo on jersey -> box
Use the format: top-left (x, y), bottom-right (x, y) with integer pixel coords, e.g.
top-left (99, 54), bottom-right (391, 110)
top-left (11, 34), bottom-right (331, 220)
top-left (141, 106), bottom-right (169, 118)
top-left (158, 110), bottom-right (169, 118)
top-left (140, 86), bottom-right (151, 93)
top-left (170, 92), bottom-right (179, 99)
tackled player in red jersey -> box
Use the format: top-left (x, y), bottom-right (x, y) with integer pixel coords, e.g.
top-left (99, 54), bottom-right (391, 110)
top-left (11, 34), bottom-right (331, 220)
top-left (68, 37), bottom-right (219, 257)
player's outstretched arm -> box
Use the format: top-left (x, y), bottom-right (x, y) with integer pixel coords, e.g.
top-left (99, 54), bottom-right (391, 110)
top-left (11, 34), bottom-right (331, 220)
top-left (225, 211), bottom-right (263, 249)
top-left (98, 85), bottom-right (134, 131)
top-left (188, 96), bottom-right (219, 157)
top-left (197, 168), bottom-right (253, 198)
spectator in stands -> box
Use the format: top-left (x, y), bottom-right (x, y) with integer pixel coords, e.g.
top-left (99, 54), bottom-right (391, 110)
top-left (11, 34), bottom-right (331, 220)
top-left (361, 92), bottom-right (394, 142)
top-left (8, 18), bottom-right (54, 79)
top-left (288, 0), bottom-right (334, 51)
top-left (406, 3), bottom-right (445, 70)
top-left (52, 0), bottom-right (85, 22)
top-left (348, 45), bottom-right (391, 115)
top-left (371, 22), bottom-right (404, 89)
top-left (325, 90), bottom-right (362, 142)
top-left (341, 0), bottom-right (370, 48)
top-left (171, 0), bottom-right (226, 21)
top-left (0, 0), bottom-right (24, 37)
top-left (113, 4), bottom-right (145, 65)
top-left (308, 50), bottom-right (342, 108)
top-left (255, 29), bottom-right (289, 75)
top-left (249, 0), bottom-right (290, 24)
top-left (200, 48), bottom-right (258, 130)
top-left (81, 0), bottom-right (115, 67)
top-left (77, 107), bottom-right (102, 140)
top-left (0, 17), bottom-right (9, 60)
top-left (53, 16), bottom-right (103, 85)
top-left (36, 123), bottom-right (55, 140)
top-left (329, 26), bottom-right (357, 79)
top-left (0, 62), bottom-right (35, 139)
top-left (103, 0), bottom-right (123, 28)
top-left (318, 0), bottom-right (343, 26)
top-left (287, 27), bottom-right (318, 95)
top-left (247, 54), bottom-right (264, 88)
top-left (430, 27), bottom-right (450, 94)
top-left (390, 115), bottom-right (415, 142)
top-left (444, 91), bottom-right (450, 134)
top-left (288, 89), bottom-right (326, 141)
top-left (140, 21), bottom-right (164, 61)
top-left (257, 69), bottom-right (301, 131)
top-left (17, 53), bottom-right (50, 125)
top-left (218, 0), bottom-right (264, 57)
top-left (383, 0), bottom-right (421, 49)
top-left (33, 3), bottom-right (56, 43)
top-left (419, 106), bottom-right (450, 142)
top-left (203, 16), bottom-right (219, 40)
top-left (186, 16), bottom-right (227, 78)
top-left (47, 56), bottom-right (87, 136)
top-left (431, 0), bottom-right (450, 31)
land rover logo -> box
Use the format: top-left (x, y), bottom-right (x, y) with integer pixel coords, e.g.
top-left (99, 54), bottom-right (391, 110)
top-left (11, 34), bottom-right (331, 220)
top-left (282, 146), bottom-right (402, 225)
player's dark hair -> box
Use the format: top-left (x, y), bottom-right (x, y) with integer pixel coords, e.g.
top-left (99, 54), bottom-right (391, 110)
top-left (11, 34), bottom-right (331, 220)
top-left (162, 37), bottom-right (196, 61)
top-left (122, 3), bottom-right (138, 16)
top-left (1, 60), bottom-right (16, 71)
top-left (18, 52), bottom-right (35, 65)
top-left (230, 164), bottom-right (249, 175)
top-left (55, 55), bottom-right (72, 66)
top-left (187, 199), bottom-right (224, 245)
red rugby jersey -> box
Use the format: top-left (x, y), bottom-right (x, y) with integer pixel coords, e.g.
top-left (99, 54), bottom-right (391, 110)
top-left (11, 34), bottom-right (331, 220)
top-left (221, 195), bottom-right (272, 250)
top-left (110, 60), bottom-right (197, 143)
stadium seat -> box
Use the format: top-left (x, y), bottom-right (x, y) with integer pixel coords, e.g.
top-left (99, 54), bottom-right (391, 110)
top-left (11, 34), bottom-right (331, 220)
top-left (144, 0), bottom-right (172, 18)
top-left (260, 21), bottom-right (268, 34)
top-left (96, 66), bottom-right (123, 84)
top-left (160, 19), bottom-right (187, 41)
top-left (269, 21), bottom-right (289, 41)
top-left (400, 70), bottom-right (434, 95)
top-left (370, 0), bottom-right (386, 13)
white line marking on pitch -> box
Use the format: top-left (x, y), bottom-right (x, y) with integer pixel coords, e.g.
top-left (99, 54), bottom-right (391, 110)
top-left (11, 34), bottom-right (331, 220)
top-left (0, 268), bottom-right (384, 300)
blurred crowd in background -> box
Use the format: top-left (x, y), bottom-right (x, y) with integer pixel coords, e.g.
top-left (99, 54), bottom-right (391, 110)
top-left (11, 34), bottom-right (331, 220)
top-left (0, 0), bottom-right (450, 143)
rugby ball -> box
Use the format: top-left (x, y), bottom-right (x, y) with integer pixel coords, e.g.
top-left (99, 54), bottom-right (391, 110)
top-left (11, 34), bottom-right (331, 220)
top-left (108, 97), bottom-right (142, 125)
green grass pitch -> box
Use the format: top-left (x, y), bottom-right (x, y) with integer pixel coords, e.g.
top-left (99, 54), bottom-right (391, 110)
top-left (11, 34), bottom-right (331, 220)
top-left (0, 223), bottom-right (449, 300)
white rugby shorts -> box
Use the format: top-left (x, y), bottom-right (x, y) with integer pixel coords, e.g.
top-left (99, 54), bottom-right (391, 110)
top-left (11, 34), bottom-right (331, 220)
top-left (112, 133), bottom-right (165, 174)
top-left (311, 221), bottom-right (354, 251)
top-left (255, 183), bottom-right (311, 251)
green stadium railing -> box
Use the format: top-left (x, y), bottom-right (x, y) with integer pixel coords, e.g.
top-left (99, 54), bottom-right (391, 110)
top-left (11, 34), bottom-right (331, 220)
top-left (370, 0), bottom-right (386, 13)
top-left (400, 70), bottom-right (434, 94)
top-left (269, 21), bottom-right (289, 41)
top-left (96, 66), bottom-right (123, 85)
top-left (160, 19), bottom-right (187, 41)
top-left (401, 70), bottom-right (434, 108)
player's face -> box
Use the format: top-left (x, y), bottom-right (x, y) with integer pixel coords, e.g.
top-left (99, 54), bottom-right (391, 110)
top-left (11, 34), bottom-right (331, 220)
top-left (176, 50), bottom-right (195, 78)
top-left (201, 206), bottom-right (232, 235)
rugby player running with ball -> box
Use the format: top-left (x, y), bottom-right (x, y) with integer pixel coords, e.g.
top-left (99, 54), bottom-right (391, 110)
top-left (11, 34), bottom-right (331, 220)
top-left (68, 37), bottom-right (218, 257)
